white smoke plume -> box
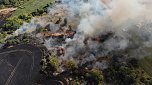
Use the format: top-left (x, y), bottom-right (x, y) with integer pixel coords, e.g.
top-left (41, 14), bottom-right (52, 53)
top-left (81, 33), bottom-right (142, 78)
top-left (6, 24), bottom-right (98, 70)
top-left (11, 0), bottom-right (152, 69)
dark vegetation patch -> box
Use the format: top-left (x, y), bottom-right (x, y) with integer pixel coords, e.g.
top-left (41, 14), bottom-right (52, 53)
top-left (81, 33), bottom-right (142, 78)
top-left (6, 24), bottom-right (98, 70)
top-left (39, 52), bottom-right (104, 85)
top-left (2, 33), bottom-right (42, 48)
top-left (38, 50), bottom-right (152, 85)
top-left (104, 55), bottom-right (152, 85)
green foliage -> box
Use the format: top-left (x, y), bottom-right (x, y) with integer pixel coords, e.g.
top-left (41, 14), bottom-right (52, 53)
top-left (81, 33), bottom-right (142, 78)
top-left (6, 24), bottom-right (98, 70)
top-left (31, 9), bottom-right (44, 16)
top-left (0, 32), bottom-right (8, 43)
top-left (4, 33), bottom-right (35, 46)
top-left (67, 60), bottom-right (78, 71)
top-left (105, 57), bottom-right (152, 85)
top-left (1, 0), bottom-right (54, 35)
top-left (1, 0), bottom-right (54, 33)
top-left (2, 14), bottom-right (31, 31)
top-left (89, 69), bottom-right (104, 85)
top-left (40, 53), bottom-right (60, 77)
top-left (18, 14), bottom-right (32, 22)
top-left (3, 18), bottom-right (23, 31)
top-left (6, 38), bottom-right (20, 45)
top-left (49, 55), bottom-right (60, 71)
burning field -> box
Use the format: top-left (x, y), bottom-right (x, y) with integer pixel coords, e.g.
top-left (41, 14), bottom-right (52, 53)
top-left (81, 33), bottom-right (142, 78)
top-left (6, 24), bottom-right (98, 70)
top-left (13, 0), bottom-right (152, 68)
top-left (2, 0), bottom-right (152, 84)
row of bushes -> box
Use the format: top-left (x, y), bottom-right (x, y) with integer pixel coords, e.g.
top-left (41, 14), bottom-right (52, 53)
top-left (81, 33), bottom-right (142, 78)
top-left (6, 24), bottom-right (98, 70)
top-left (2, 14), bottom-right (32, 32)
top-left (4, 33), bottom-right (33, 46)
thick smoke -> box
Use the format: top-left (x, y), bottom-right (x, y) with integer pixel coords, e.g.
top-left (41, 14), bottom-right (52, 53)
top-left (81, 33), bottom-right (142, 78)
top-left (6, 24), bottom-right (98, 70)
top-left (11, 0), bottom-right (152, 69)
top-left (62, 0), bottom-right (152, 68)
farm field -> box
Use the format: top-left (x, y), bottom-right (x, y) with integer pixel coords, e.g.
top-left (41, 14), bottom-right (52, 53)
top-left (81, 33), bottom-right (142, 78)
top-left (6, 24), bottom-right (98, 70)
top-left (11, 0), bottom-right (54, 18)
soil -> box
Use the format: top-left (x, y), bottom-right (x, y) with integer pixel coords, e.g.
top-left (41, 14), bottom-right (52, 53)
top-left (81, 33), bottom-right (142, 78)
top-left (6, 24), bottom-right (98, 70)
top-left (0, 8), bottom-right (17, 27)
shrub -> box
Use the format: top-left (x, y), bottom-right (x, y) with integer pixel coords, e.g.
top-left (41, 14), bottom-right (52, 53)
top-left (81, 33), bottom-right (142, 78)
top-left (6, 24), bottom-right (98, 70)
top-left (40, 54), bottom-right (60, 77)
top-left (0, 32), bottom-right (8, 43)
top-left (18, 14), bottom-right (32, 22)
top-left (67, 60), bottom-right (78, 71)
top-left (3, 18), bottom-right (23, 31)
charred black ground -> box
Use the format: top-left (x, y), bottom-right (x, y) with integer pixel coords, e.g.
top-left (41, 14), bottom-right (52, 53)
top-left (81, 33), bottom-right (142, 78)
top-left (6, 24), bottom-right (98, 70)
top-left (0, 44), bottom-right (43, 85)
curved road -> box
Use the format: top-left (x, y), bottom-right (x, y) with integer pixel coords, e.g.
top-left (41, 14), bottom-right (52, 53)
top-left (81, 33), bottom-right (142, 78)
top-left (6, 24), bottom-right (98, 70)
top-left (0, 44), bottom-right (43, 85)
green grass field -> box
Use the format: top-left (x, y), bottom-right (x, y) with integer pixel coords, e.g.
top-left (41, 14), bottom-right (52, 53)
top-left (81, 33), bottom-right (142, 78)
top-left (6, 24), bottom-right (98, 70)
top-left (139, 48), bottom-right (152, 77)
top-left (11, 0), bottom-right (54, 18)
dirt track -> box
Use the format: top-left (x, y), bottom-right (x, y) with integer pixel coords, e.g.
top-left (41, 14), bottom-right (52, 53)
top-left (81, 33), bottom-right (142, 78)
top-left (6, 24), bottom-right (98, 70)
top-left (0, 44), bottom-right (43, 85)
top-left (0, 8), bottom-right (16, 26)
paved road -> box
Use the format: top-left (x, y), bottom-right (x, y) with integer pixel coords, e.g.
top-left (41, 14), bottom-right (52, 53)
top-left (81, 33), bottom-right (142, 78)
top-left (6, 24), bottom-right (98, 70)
top-left (0, 44), bottom-right (43, 85)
